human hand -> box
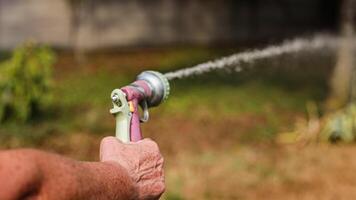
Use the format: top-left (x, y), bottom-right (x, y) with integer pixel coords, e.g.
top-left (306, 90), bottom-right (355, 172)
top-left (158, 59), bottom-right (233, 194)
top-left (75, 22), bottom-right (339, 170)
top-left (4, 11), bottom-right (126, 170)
top-left (100, 137), bottom-right (165, 200)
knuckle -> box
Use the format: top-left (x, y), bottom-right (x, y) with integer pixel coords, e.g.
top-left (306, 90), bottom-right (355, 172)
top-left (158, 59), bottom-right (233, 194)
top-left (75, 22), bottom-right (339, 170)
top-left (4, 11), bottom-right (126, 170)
top-left (150, 141), bottom-right (160, 151)
top-left (101, 136), bottom-right (119, 146)
top-left (157, 181), bottom-right (166, 195)
top-left (157, 156), bottom-right (164, 167)
top-left (151, 181), bottom-right (165, 197)
top-left (143, 139), bottom-right (160, 151)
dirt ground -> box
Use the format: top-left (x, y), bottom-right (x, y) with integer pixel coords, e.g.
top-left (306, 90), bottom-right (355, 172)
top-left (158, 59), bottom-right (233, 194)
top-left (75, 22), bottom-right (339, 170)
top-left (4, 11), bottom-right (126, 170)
top-left (186, 145), bottom-right (356, 200)
top-left (35, 130), bottom-right (356, 200)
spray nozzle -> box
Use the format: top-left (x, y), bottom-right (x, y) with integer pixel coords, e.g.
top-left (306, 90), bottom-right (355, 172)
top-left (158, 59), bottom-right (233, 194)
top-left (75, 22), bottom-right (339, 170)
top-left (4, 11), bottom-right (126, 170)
top-left (110, 71), bottom-right (170, 142)
top-left (135, 71), bottom-right (170, 107)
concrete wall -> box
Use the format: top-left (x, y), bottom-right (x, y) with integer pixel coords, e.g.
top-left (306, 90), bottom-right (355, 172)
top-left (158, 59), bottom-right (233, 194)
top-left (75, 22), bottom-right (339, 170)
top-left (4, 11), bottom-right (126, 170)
top-left (0, 0), bottom-right (339, 49)
top-left (0, 0), bottom-right (71, 48)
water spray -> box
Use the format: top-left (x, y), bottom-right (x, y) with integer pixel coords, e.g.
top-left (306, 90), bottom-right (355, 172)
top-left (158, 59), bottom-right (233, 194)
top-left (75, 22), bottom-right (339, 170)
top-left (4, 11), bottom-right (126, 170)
top-left (110, 71), bottom-right (170, 142)
top-left (164, 35), bottom-right (340, 80)
top-left (109, 35), bottom-right (342, 142)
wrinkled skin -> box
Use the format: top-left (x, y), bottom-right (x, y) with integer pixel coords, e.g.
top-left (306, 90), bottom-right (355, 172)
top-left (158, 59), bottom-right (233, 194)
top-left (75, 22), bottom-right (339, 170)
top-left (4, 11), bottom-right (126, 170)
top-left (100, 137), bottom-right (165, 200)
top-left (0, 137), bottom-right (165, 200)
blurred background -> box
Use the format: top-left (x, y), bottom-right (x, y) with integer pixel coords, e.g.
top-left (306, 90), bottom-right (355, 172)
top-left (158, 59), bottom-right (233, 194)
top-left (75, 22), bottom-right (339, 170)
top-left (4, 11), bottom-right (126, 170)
top-left (0, 0), bottom-right (356, 199)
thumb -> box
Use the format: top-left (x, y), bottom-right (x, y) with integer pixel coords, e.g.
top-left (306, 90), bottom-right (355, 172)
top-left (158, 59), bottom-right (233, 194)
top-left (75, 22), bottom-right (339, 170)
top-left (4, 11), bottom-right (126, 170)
top-left (100, 136), bottom-right (123, 161)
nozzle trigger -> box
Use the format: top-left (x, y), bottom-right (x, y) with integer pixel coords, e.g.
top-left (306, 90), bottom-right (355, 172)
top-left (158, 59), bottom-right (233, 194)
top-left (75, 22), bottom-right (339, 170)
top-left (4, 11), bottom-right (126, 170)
top-left (139, 100), bottom-right (149, 123)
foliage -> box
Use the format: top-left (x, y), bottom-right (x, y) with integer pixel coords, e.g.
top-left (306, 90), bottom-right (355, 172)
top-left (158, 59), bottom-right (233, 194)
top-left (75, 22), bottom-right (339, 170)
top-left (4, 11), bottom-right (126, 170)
top-left (322, 104), bottom-right (356, 142)
top-left (0, 43), bottom-right (55, 122)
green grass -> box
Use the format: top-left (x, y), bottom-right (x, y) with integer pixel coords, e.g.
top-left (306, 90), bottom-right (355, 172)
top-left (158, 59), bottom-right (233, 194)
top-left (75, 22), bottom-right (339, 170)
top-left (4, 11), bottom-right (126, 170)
top-left (54, 71), bottom-right (129, 107)
top-left (0, 46), bottom-right (332, 147)
top-left (166, 80), bottom-right (316, 115)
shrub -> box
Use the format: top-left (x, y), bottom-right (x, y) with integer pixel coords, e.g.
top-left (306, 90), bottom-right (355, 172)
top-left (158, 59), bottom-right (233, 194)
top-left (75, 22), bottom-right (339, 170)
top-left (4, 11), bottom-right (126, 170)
top-left (0, 43), bottom-right (56, 122)
top-left (322, 104), bottom-right (356, 142)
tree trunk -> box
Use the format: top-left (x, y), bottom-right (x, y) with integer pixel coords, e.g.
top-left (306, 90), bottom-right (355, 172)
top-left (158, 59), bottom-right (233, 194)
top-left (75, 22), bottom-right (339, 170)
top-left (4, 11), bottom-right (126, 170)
top-left (67, 0), bottom-right (88, 63)
top-left (328, 0), bottom-right (356, 109)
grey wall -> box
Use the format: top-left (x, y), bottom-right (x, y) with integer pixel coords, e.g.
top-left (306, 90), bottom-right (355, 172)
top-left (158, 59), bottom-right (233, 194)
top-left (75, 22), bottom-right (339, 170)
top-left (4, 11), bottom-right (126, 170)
top-left (0, 0), bottom-right (339, 50)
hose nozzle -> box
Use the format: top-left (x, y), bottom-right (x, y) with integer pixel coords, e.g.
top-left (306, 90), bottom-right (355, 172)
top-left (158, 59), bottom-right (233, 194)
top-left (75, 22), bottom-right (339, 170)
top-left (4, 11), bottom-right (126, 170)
top-left (135, 71), bottom-right (170, 107)
top-left (110, 70), bottom-right (170, 142)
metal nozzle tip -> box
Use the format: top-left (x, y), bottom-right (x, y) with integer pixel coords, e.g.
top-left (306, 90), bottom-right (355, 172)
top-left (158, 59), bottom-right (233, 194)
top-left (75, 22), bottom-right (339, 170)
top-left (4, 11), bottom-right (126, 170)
top-left (136, 70), bottom-right (170, 107)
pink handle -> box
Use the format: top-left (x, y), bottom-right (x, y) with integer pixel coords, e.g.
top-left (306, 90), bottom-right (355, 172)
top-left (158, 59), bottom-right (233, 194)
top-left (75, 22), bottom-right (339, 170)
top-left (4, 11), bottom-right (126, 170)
top-left (121, 81), bottom-right (152, 142)
top-left (129, 99), bottom-right (142, 142)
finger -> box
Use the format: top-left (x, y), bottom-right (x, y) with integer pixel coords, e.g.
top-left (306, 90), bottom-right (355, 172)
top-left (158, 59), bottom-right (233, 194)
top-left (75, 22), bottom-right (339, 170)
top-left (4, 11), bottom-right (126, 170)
top-left (137, 138), bottom-right (158, 148)
top-left (100, 136), bottom-right (122, 161)
top-left (144, 139), bottom-right (160, 152)
top-left (139, 181), bottom-right (165, 200)
top-left (128, 138), bottom-right (152, 144)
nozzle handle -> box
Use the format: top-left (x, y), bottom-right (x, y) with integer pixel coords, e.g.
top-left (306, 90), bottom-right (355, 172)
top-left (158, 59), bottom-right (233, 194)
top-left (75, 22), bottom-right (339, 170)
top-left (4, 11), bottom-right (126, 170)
top-left (128, 99), bottom-right (143, 142)
top-left (110, 89), bottom-right (131, 143)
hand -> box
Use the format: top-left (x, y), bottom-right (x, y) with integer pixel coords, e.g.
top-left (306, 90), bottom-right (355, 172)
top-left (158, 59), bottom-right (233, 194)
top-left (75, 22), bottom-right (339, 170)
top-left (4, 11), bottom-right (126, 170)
top-left (100, 137), bottom-right (165, 200)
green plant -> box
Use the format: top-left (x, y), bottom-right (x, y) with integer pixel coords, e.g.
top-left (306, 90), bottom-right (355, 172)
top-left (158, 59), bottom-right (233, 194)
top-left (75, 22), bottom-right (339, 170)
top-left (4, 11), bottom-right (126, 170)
top-left (0, 43), bottom-right (56, 122)
top-left (322, 104), bottom-right (356, 142)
